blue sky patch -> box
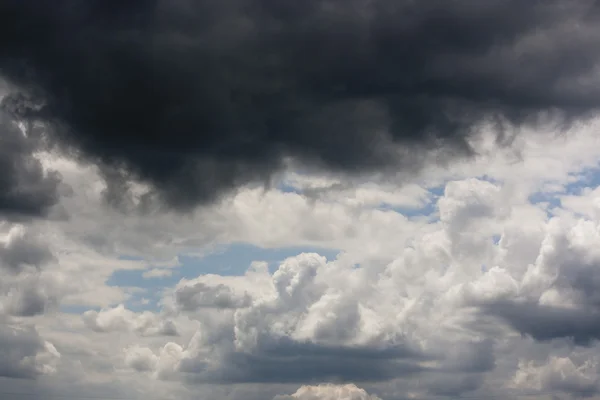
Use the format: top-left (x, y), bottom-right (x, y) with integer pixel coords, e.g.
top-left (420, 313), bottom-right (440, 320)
top-left (379, 184), bottom-right (444, 219)
top-left (527, 166), bottom-right (600, 214)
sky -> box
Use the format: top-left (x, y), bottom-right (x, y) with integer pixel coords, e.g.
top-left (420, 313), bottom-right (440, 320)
top-left (3, 1), bottom-right (600, 400)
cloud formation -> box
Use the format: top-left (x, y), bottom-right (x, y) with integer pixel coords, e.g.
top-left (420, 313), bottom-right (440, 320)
top-left (0, 111), bottom-right (62, 218)
top-left (1, 0), bottom-right (600, 210)
top-left (4, 14), bottom-right (600, 397)
top-left (274, 384), bottom-right (381, 400)
top-left (1, 128), bottom-right (600, 399)
top-left (83, 304), bottom-right (179, 336)
top-left (0, 224), bottom-right (54, 273)
top-left (0, 323), bottom-right (60, 379)
top-left (512, 356), bottom-right (600, 397)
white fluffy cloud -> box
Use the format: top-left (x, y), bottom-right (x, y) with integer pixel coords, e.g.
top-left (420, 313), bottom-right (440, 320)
top-left (274, 384), bottom-right (382, 400)
top-left (83, 304), bottom-right (178, 336)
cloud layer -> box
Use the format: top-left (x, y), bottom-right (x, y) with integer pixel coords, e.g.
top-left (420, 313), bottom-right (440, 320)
top-left (0, 121), bottom-right (594, 399)
top-left (2, 1), bottom-right (600, 211)
top-left (3, 3), bottom-right (600, 400)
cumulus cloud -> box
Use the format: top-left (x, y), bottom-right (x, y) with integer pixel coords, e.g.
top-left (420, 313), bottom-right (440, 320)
top-left (92, 163), bottom-right (600, 396)
top-left (174, 282), bottom-right (252, 311)
top-left (123, 254), bottom-right (443, 384)
top-left (124, 345), bottom-right (159, 373)
top-left (2, 1), bottom-right (600, 211)
top-left (512, 356), bottom-right (600, 397)
top-left (475, 216), bottom-right (600, 345)
top-left (83, 304), bottom-right (178, 337)
top-left (274, 384), bottom-right (381, 400)
top-left (4, 106), bottom-right (600, 400)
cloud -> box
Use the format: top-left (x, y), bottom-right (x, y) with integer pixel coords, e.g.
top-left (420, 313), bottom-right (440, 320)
top-left (142, 268), bottom-right (174, 279)
top-left (273, 384), bottom-right (381, 400)
top-left (123, 254), bottom-right (436, 384)
top-left (0, 266), bottom-right (63, 317)
top-left (0, 276), bottom-right (58, 317)
top-left (0, 223), bottom-right (63, 317)
top-left (83, 304), bottom-right (178, 336)
top-left (511, 356), bottom-right (600, 397)
top-left (0, 323), bottom-right (60, 379)
top-left (124, 345), bottom-right (159, 373)
top-left (174, 282), bottom-right (252, 310)
top-left (4, 122), bottom-right (600, 399)
top-left (0, 111), bottom-right (62, 219)
top-left (0, 224), bottom-right (55, 273)
top-left (474, 216), bottom-right (600, 345)
top-left (107, 171), bottom-right (600, 391)
top-left (2, 1), bottom-right (600, 211)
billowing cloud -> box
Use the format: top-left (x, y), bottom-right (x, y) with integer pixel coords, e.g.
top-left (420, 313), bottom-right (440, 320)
top-left (124, 345), bottom-right (159, 373)
top-left (2, 1), bottom-right (600, 210)
top-left (2, 99), bottom-right (600, 400)
top-left (476, 217), bottom-right (600, 345)
top-left (511, 356), bottom-right (600, 397)
top-left (274, 384), bottom-right (381, 400)
top-left (174, 282), bottom-right (252, 311)
top-left (83, 304), bottom-right (178, 336)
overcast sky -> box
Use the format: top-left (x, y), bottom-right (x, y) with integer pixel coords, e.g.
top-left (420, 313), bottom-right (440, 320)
top-left (3, 1), bottom-right (600, 400)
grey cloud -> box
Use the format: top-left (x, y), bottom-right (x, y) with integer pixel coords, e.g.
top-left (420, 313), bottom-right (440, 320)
top-left (175, 282), bottom-right (252, 311)
top-left (480, 230), bottom-right (600, 345)
top-left (2, 1), bottom-right (600, 211)
top-left (548, 377), bottom-right (599, 399)
top-left (0, 229), bottom-right (54, 273)
top-left (482, 301), bottom-right (600, 346)
top-left (124, 346), bottom-right (158, 373)
top-left (511, 355), bottom-right (600, 399)
top-left (426, 374), bottom-right (484, 397)
top-left (156, 320), bottom-right (178, 337)
top-left (0, 111), bottom-right (62, 219)
top-left (171, 331), bottom-right (433, 385)
top-left (7, 290), bottom-right (48, 317)
top-left (0, 323), bottom-right (54, 379)
top-left (437, 339), bottom-right (496, 373)
top-left (3, 276), bottom-right (58, 317)
top-left (188, 349), bottom-right (427, 385)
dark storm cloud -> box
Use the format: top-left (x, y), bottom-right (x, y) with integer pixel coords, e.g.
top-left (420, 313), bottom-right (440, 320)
top-left (1, 0), bottom-right (600, 210)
